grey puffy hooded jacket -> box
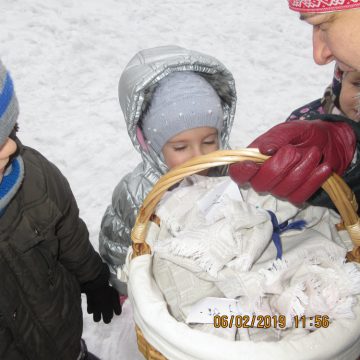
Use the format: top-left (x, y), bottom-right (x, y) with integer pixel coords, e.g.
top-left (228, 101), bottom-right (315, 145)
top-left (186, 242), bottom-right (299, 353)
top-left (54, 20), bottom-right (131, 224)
top-left (99, 45), bottom-right (237, 294)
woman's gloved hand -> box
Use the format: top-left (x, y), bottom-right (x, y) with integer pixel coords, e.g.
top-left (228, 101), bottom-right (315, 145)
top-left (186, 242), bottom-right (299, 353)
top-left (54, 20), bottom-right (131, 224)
top-left (81, 263), bottom-right (122, 324)
top-left (229, 119), bottom-right (356, 204)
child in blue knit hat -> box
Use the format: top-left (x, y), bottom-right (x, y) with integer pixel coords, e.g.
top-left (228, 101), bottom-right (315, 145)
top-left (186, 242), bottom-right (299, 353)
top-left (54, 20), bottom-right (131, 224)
top-left (0, 59), bottom-right (121, 360)
top-left (99, 45), bottom-right (237, 297)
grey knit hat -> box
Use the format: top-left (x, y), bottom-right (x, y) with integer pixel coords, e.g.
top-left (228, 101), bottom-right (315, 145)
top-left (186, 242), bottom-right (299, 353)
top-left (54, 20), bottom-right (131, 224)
top-left (0, 60), bottom-right (19, 147)
top-left (142, 71), bottom-right (223, 153)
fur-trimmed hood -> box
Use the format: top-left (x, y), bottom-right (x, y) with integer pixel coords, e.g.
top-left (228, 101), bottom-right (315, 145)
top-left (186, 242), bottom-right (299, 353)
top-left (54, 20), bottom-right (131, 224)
top-left (118, 45), bottom-right (237, 175)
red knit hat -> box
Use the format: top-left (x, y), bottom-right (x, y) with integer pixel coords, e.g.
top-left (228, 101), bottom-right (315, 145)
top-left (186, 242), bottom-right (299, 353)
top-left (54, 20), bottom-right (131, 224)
top-left (288, 0), bottom-right (360, 13)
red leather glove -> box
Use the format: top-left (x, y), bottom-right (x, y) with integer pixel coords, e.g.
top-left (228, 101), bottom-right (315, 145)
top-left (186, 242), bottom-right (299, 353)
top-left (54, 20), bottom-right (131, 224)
top-left (229, 120), bottom-right (356, 204)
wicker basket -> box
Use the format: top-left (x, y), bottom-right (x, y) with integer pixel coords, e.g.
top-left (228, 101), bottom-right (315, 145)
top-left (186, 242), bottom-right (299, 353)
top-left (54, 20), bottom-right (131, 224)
top-left (130, 149), bottom-right (360, 360)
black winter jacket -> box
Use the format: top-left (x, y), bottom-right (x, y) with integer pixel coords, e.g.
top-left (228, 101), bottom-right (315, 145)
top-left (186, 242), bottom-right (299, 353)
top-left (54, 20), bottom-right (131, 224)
top-left (0, 141), bottom-right (103, 360)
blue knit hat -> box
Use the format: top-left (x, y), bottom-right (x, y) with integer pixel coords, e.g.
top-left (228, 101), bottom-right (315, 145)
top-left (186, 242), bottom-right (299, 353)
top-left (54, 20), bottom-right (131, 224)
top-left (0, 60), bottom-right (19, 147)
top-left (142, 71), bottom-right (223, 153)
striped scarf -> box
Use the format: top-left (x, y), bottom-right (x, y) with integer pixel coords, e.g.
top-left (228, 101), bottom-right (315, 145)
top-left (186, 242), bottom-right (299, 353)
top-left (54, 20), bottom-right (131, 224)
top-left (0, 155), bottom-right (24, 214)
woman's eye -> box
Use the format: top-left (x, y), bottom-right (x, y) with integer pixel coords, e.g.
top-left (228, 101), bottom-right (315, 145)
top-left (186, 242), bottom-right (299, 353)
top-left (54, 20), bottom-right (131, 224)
top-left (314, 23), bottom-right (328, 31)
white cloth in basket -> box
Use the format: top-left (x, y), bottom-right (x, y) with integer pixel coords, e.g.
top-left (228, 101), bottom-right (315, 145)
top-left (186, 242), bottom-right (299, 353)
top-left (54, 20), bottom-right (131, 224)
top-left (151, 175), bottom-right (360, 342)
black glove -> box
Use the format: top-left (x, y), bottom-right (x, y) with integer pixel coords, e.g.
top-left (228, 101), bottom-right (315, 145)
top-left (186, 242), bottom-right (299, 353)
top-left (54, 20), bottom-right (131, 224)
top-left (81, 263), bottom-right (122, 324)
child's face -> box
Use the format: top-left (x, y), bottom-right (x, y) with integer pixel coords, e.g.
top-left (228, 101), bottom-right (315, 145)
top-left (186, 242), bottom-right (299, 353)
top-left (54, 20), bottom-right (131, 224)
top-left (339, 71), bottom-right (360, 121)
top-left (0, 138), bottom-right (17, 180)
top-left (162, 127), bottom-right (219, 171)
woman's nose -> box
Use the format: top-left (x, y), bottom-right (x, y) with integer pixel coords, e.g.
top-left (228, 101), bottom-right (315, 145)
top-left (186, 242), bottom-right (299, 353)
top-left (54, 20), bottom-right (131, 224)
top-left (312, 27), bottom-right (335, 65)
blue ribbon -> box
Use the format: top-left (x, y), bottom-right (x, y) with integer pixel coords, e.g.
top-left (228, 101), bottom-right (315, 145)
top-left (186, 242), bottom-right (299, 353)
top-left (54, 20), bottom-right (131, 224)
top-left (267, 210), bottom-right (307, 260)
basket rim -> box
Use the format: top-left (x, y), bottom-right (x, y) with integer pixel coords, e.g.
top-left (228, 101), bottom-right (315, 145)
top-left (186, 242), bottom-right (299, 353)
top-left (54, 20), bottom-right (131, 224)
top-left (129, 254), bottom-right (360, 360)
top-left (131, 149), bottom-right (360, 261)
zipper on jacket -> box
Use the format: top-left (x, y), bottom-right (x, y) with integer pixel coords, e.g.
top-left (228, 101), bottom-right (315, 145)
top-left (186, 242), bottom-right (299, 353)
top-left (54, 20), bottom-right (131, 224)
top-left (34, 227), bottom-right (55, 287)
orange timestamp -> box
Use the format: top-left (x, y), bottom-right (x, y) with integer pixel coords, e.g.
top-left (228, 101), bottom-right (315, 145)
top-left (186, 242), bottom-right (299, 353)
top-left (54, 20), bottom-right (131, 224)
top-left (293, 315), bottom-right (330, 328)
top-left (213, 315), bottom-right (287, 329)
top-left (213, 314), bottom-right (330, 329)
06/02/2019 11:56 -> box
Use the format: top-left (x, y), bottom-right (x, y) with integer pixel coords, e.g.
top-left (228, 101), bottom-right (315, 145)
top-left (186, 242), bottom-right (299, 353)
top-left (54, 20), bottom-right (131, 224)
top-left (213, 314), bottom-right (330, 329)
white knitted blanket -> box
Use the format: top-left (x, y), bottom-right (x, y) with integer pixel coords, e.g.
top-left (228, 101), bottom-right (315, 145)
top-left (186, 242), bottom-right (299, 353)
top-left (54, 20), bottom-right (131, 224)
top-left (152, 175), bottom-right (360, 341)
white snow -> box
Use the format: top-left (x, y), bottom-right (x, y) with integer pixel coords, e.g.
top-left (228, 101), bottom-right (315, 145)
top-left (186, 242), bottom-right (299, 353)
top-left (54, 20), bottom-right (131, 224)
top-left (1, 0), bottom-right (334, 359)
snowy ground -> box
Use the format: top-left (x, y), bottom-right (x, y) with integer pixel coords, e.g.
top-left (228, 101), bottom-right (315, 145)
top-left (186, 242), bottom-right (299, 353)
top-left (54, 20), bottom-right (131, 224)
top-left (1, 1), bottom-right (334, 359)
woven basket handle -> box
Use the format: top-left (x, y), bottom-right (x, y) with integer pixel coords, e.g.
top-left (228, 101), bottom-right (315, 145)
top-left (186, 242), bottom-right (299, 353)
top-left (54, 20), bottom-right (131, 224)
top-left (131, 149), bottom-right (360, 262)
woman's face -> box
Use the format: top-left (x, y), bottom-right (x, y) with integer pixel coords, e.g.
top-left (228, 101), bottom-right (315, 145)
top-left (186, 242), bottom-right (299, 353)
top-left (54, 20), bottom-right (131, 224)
top-left (340, 71), bottom-right (360, 122)
top-left (162, 127), bottom-right (219, 172)
top-left (301, 10), bottom-right (360, 71)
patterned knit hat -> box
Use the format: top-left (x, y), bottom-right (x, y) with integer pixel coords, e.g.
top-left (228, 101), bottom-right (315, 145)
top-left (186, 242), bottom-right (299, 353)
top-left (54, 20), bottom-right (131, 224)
top-left (0, 60), bottom-right (18, 147)
top-left (289, 0), bottom-right (360, 13)
top-left (142, 71), bottom-right (223, 153)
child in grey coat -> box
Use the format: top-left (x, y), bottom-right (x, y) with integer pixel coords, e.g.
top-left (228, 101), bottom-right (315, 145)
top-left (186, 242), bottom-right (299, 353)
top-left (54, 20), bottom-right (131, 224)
top-left (99, 45), bottom-right (237, 295)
